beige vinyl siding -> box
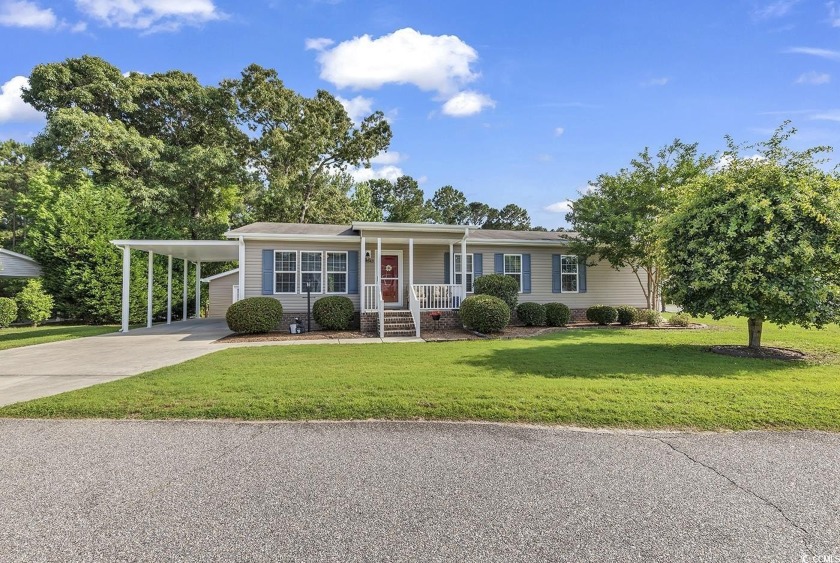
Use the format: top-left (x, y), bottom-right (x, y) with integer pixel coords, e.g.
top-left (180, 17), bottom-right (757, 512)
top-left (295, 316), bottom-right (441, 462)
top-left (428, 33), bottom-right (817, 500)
top-left (207, 271), bottom-right (238, 318)
top-left (244, 240), bottom-right (360, 313)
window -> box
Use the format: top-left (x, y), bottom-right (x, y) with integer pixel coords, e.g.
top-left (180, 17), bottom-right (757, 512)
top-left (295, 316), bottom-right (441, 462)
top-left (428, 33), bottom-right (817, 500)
top-left (454, 253), bottom-right (474, 292)
top-left (274, 251), bottom-right (297, 294)
top-left (504, 254), bottom-right (522, 292)
top-left (561, 255), bottom-right (579, 293)
top-left (326, 251), bottom-right (348, 294)
top-left (300, 251), bottom-right (323, 293)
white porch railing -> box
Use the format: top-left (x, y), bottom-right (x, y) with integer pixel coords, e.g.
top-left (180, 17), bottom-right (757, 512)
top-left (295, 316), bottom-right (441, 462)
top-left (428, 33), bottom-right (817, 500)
top-left (378, 288), bottom-right (385, 338)
top-left (408, 285), bottom-right (421, 337)
top-left (364, 284), bottom-right (380, 312)
top-left (413, 284), bottom-right (465, 310)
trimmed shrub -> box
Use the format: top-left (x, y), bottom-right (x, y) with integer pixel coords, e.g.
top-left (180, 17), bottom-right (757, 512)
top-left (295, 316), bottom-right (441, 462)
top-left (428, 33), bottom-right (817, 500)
top-left (586, 305), bottom-right (618, 325)
top-left (516, 302), bottom-right (546, 326)
top-left (545, 302), bottom-right (571, 327)
top-left (616, 305), bottom-right (639, 326)
top-left (460, 294), bottom-right (511, 333)
top-left (225, 297), bottom-right (283, 334)
top-left (313, 295), bottom-right (355, 330)
top-left (16, 279), bottom-right (53, 326)
top-left (670, 312), bottom-right (692, 327)
top-left (473, 273), bottom-right (519, 311)
top-left (639, 309), bottom-right (662, 327)
top-left (0, 297), bottom-right (17, 328)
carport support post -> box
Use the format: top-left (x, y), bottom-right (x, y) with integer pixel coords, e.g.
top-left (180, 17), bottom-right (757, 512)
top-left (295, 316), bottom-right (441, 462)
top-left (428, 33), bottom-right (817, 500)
top-left (460, 236), bottom-right (467, 302)
top-left (121, 245), bottom-right (131, 333)
top-left (359, 236), bottom-right (366, 312)
top-left (238, 236), bottom-right (245, 301)
top-left (195, 261), bottom-right (201, 319)
top-left (182, 259), bottom-right (188, 321)
top-left (166, 255), bottom-right (172, 325)
top-left (146, 251), bottom-right (154, 328)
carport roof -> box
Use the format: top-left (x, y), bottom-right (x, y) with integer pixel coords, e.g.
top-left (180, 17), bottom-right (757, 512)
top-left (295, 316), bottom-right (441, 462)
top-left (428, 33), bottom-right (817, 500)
top-left (111, 240), bottom-right (239, 262)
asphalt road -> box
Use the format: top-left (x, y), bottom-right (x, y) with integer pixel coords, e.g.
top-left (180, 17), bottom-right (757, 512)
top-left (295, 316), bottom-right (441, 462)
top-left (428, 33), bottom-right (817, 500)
top-left (0, 420), bottom-right (837, 562)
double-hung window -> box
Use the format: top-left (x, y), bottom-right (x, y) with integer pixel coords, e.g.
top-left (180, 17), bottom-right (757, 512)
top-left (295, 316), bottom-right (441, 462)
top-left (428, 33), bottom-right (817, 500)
top-left (300, 251), bottom-right (323, 293)
top-left (275, 251), bottom-right (297, 294)
top-left (326, 251), bottom-right (348, 294)
top-left (560, 255), bottom-right (579, 293)
top-left (504, 254), bottom-right (522, 292)
top-left (454, 254), bottom-right (474, 293)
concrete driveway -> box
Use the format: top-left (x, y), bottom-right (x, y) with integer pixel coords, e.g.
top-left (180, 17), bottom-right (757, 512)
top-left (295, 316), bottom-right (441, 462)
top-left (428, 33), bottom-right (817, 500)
top-left (0, 320), bottom-right (232, 406)
top-left (0, 420), bottom-right (836, 562)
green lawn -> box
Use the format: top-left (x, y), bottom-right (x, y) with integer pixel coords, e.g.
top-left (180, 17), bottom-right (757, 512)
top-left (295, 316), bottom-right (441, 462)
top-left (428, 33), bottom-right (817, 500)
top-left (1, 317), bottom-right (839, 430)
top-left (0, 324), bottom-right (117, 351)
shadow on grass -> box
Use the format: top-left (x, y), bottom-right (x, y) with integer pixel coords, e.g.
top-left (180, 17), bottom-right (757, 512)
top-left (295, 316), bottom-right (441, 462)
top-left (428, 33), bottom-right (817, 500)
top-left (458, 341), bottom-right (796, 379)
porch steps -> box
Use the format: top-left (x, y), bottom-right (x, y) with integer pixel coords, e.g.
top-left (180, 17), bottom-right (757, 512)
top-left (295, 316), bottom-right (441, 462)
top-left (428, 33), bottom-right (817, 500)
top-left (379, 310), bottom-right (417, 337)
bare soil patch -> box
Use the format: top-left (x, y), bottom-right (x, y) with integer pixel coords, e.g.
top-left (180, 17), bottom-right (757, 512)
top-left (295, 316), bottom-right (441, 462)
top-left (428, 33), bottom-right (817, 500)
top-left (710, 345), bottom-right (806, 361)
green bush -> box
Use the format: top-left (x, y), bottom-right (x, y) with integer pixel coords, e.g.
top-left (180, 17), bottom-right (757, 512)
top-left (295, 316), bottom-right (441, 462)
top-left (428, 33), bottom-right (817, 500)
top-left (225, 297), bottom-right (284, 334)
top-left (473, 273), bottom-right (519, 311)
top-left (516, 302), bottom-right (546, 326)
top-left (545, 303), bottom-right (571, 327)
top-left (460, 294), bottom-right (510, 333)
top-left (586, 305), bottom-right (618, 325)
top-left (616, 305), bottom-right (639, 326)
top-left (16, 279), bottom-right (53, 326)
top-left (313, 295), bottom-right (355, 330)
top-left (670, 312), bottom-right (692, 327)
top-left (0, 297), bottom-right (17, 328)
top-left (639, 309), bottom-right (663, 327)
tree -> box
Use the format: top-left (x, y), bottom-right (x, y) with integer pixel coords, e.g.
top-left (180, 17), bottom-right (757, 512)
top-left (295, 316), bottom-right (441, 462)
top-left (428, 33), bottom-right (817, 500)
top-left (429, 185), bottom-right (468, 224)
top-left (224, 64), bottom-right (391, 223)
top-left (367, 175), bottom-right (429, 223)
top-left (349, 182), bottom-right (383, 221)
top-left (15, 278), bottom-right (53, 326)
top-left (465, 201), bottom-right (492, 226)
top-left (568, 140), bottom-right (713, 310)
top-left (483, 203), bottom-right (531, 230)
top-left (0, 140), bottom-right (40, 249)
top-left (661, 125), bottom-right (840, 349)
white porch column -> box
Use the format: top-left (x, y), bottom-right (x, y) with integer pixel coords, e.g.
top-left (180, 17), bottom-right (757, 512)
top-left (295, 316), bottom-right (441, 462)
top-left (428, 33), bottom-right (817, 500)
top-left (460, 236), bottom-right (467, 300)
top-left (238, 236), bottom-right (245, 301)
top-left (121, 245), bottom-right (131, 333)
top-left (376, 238), bottom-right (382, 286)
top-left (448, 242), bottom-right (453, 284)
top-left (182, 259), bottom-right (188, 321)
top-left (195, 261), bottom-right (202, 319)
top-left (360, 236), bottom-right (366, 312)
top-left (408, 238), bottom-right (414, 288)
top-left (166, 255), bottom-right (173, 325)
top-left (146, 251), bottom-right (154, 328)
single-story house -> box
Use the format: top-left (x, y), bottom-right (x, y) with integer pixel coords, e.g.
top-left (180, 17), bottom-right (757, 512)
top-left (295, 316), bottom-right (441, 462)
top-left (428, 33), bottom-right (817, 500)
top-left (0, 248), bottom-right (42, 278)
top-left (113, 222), bottom-right (646, 336)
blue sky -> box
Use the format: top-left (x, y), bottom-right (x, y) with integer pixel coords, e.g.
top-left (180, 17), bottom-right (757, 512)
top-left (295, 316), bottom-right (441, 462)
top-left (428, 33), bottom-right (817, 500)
top-left (1, 0), bottom-right (838, 228)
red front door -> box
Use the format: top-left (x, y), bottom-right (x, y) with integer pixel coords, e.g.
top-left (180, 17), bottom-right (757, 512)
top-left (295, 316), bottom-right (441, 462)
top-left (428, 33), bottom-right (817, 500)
top-left (380, 254), bottom-right (400, 303)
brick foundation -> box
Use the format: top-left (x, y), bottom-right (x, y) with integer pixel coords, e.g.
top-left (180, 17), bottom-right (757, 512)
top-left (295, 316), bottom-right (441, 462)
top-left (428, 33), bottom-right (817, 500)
top-left (278, 312), bottom-right (360, 333)
top-left (360, 310), bottom-right (461, 335)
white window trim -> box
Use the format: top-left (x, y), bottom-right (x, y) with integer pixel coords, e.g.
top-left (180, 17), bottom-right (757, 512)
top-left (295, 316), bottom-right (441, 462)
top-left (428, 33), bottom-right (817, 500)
top-left (560, 254), bottom-right (579, 294)
top-left (300, 251), bottom-right (325, 295)
top-left (504, 253), bottom-right (523, 294)
top-left (325, 251), bottom-right (349, 295)
top-left (454, 253), bottom-right (475, 293)
top-left (274, 250), bottom-right (298, 295)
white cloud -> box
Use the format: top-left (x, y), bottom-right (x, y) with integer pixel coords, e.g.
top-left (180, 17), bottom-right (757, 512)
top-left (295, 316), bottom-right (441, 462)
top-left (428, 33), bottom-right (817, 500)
top-left (554, 127), bottom-right (565, 136)
top-left (811, 109), bottom-right (840, 121)
top-left (313, 27), bottom-right (494, 117)
top-left (336, 95), bottom-right (374, 125)
top-left (642, 77), bottom-right (669, 87)
top-left (441, 90), bottom-right (495, 117)
top-left (536, 153), bottom-right (553, 163)
top-left (752, 0), bottom-right (799, 19)
top-left (370, 151), bottom-right (403, 165)
top-left (350, 164), bottom-right (404, 183)
top-left (545, 200), bottom-right (574, 213)
top-left (305, 37), bottom-right (334, 51)
top-left (75, 0), bottom-right (223, 32)
top-left (0, 0), bottom-right (56, 28)
top-left (795, 71), bottom-right (830, 85)
top-left (830, 1), bottom-right (840, 26)
top-left (67, 20), bottom-right (86, 32)
top-left (785, 47), bottom-right (840, 60)
top-left (0, 76), bottom-right (42, 123)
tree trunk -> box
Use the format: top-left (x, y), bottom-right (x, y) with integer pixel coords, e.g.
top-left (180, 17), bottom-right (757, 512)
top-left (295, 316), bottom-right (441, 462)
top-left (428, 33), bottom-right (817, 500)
top-left (748, 317), bottom-right (763, 349)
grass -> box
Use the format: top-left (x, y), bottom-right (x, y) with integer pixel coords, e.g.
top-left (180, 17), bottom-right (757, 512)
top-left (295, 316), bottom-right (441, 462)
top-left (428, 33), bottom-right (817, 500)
top-left (0, 323), bottom-right (117, 351)
top-left (1, 317), bottom-right (839, 430)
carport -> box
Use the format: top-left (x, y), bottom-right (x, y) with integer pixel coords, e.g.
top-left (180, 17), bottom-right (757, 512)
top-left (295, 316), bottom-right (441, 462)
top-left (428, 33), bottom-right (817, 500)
top-left (111, 239), bottom-right (243, 333)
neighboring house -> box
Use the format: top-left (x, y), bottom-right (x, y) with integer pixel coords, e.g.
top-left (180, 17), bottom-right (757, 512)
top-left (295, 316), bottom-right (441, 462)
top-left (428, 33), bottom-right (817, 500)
top-left (113, 221), bottom-right (646, 336)
top-left (0, 249), bottom-right (42, 278)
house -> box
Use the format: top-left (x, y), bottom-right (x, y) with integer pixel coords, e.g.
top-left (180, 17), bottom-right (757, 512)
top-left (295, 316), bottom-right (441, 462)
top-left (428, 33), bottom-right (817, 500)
top-left (113, 222), bottom-right (646, 336)
top-left (0, 249), bottom-right (42, 278)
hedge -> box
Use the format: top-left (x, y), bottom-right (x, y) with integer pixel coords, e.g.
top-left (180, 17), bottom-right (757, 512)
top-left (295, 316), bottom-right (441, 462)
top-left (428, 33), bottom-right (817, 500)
top-left (312, 295), bottom-right (355, 330)
top-left (0, 297), bottom-right (17, 328)
top-left (586, 305), bottom-right (618, 325)
top-left (226, 297), bottom-right (284, 334)
top-left (545, 303), bottom-right (571, 327)
top-left (473, 273), bottom-right (519, 311)
top-left (460, 294), bottom-right (510, 333)
top-left (616, 305), bottom-right (638, 326)
top-left (516, 302), bottom-right (546, 326)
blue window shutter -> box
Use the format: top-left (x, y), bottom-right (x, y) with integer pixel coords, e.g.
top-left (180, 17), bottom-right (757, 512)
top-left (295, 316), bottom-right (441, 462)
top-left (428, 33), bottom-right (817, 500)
top-left (578, 256), bottom-right (587, 293)
top-left (494, 253), bottom-right (504, 274)
top-left (444, 252), bottom-right (450, 284)
top-left (473, 253), bottom-right (483, 278)
top-left (522, 253), bottom-right (531, 293)
top-left (347, 250), bottom-right (359, 294)
top-left (552, 255), bottom-right (561, 293)
top-left (262, 249), bottom-right (274, 295)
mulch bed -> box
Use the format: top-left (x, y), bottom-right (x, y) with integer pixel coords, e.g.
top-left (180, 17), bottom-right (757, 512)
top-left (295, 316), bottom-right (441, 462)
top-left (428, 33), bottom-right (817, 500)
top-left (710, 345), bottom-right (806, 361)
top-left (217, 330), bottom-right (368, 343)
